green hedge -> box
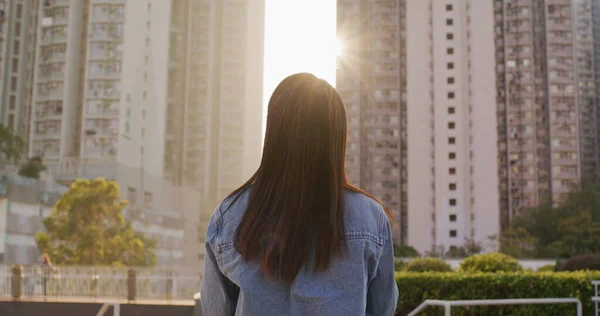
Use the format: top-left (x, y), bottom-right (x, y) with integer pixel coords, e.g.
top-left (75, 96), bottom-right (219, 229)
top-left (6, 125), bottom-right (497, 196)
top-left (459, 252), bottom-right (522, 273)
top-left (395, 271), bottom-right (600, 315)
top-left (403, 258), bottom-right (452, 273)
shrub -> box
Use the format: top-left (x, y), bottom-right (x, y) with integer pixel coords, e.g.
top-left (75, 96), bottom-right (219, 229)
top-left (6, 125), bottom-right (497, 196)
top-left (537, 264), bottom-right (556, 272)
top-left (393, 244), bottom-right (420, 257)
top-left (460, 252), bottom-right (522, 273)
top-left (394, 259), bottom-right (405, 272)
top-left (403, 258), bottom-right (452, 273)
top-left (395, 271), bottom-right (600, 315)
top-left (558, 254), bottom-right (600, 271)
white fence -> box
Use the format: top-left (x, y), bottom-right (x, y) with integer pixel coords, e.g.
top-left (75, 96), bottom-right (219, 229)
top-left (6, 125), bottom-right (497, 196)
top-left (0, 265), bottom-right (201, 301)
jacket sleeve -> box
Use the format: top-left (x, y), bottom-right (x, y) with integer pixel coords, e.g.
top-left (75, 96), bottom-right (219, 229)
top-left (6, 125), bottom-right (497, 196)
top-left (366, 216), bottom-right (399, 316)
top-left (200, 209), bottom-right (239, 315)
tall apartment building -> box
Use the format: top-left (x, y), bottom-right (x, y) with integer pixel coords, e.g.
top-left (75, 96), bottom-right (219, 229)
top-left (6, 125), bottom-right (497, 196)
top-left (337, 0), bottom-right (500, 254)
top-left (0, 0), bottom-right (38, 140)
top-left (336, 0), bottom-right (408, 245)
top-left (21, 0), bottom-right (264, 267)
top-left (162, 0), bottom-right (265, 211)
top-left (495, 0), bottom-right (599, 225)
top-left (406, 0), bottom-right (499, 254)
top-left (24, 0), bottom-right (203, 268)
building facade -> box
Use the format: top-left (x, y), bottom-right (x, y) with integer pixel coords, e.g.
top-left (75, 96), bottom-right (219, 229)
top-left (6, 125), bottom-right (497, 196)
top-left (495, 0), bottom-right (599, 225)
top-left (0, 0), bottom-right (38, 140)
top-left (406, 0), bottom-right (500, 254)
top-left (162, 0), bottom-right (265, 211)
top-left (337, 0), bottom-right (500, 254)
top-left (337, 0), bottom-right (408, 245)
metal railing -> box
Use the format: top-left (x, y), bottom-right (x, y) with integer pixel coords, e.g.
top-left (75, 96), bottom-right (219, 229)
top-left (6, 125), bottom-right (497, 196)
top-left (592, 280), bottom-right (600, 315)
top-left (97, 302), bottom-right (120, 316)
top-left (408, 298), bottom-right (583, 316)
top-left (0, 265), bottom-right (201, 302)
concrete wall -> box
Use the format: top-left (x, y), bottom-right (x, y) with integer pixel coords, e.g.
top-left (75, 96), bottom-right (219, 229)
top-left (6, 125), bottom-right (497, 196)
top-left (0, 301), bottom-right (194, 316)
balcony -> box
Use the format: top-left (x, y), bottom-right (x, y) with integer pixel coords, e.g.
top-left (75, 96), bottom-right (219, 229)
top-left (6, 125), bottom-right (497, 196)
top-left (46, 157), bottom-right (119, 182)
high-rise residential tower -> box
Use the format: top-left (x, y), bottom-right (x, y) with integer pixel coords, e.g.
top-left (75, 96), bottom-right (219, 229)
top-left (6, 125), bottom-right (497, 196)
top-left (337, 0), bottom-right (500, 254)
top-left (25, 0), bottom-right (264, 267)
top-left (0, 0), bottom-right (38, 140)
top-left (337, 0), bottom-right (408, 245)
top-left (162, 0), bottom-right (265, 211)
top-left (405, 0), bottom-right (500, 254)
top-left (495, 0), bottom-right (599, 226)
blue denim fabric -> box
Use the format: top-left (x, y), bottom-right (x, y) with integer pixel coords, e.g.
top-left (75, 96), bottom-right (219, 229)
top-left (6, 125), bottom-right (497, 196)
top-left (200, 189), bottom-right (399, 316)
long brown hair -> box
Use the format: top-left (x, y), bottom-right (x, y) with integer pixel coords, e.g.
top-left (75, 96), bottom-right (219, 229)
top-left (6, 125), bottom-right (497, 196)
top-left (226, 73), bottom-right (392, 284)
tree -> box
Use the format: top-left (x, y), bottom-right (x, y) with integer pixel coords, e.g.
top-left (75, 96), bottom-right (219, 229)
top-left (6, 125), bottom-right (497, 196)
top-left (498, 183), bottom-right (600, 258)
top-left (446, 238), bottom-right (484, 258)
top-left (18, 156), bottom-right (47, 179)
top-left (0, 124), bottom-right (24, 165)
top-left (393, 244), bottom-right (420, 257)
top-left (35, 178), bottom-right (157, 266)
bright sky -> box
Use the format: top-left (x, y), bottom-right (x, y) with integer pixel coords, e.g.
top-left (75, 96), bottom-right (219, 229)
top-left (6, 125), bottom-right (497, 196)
top-left (262, 0), bottom-right (338, 131)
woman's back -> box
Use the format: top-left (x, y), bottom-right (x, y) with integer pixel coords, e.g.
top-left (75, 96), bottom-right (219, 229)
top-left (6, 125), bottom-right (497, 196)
top-left (200, 73), bottom-right (398, 315)
top-left (201, 189), bottom-right (398, 316)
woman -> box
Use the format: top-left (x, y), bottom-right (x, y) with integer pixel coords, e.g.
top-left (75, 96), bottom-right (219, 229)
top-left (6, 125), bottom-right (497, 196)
top-left (201, 73), bottom-right (398, 315)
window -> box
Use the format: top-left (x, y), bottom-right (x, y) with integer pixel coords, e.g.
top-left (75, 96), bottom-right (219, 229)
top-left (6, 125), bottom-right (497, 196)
top-left (448, 77), bottom-right (455, 84)
top-left (448, 92), bottom-right (455, 99)
top-left (450, 214), bottom-right (457, 222)
top-left (449, 152), bottom-right (456, 159)
top-left (446, 33), bottom-right (454, 40)
top-left (448, 107), bottom-right (456, 114)
top-left (447, 47), bottom-right (454, 55)
top-left (9, 96), bottom-right (16, 109)
top-left (450, 230), bottom-right (457, 237)
top-left (449, 199), bottom-right (457, 206)
top-left (448, 122), bottom-right (456, 129)
top-left (16, 4), bottom-right (23, 18)
top-left (446, 19), bottom-right (453, 26)
top-left (449, 167), bottom-right (456, 175)
top-left (10, 77), bottom-right (17, 91)
top-left (447, 62), bottom-right (454, 69)
top-left (11, 58), bottom-right (18, 73)
top-left (446, 4), bottom-right (453, 11)
top-left (144, 191), bottom-right (153, 208)
top-left (449, 183), bottom-right (457, 190)
top-left (449, 137), bottom-right (456, 144)
top-left (128, 187), bottom-right (137, 205)
top-left (8, 114), bottom-right (14, 129)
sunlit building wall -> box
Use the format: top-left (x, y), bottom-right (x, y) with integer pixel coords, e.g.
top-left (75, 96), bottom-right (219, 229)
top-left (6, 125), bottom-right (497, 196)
top-left (406, 0), bottom-right (500, 254)
top-left (162, 0), bottom-right (265, 213)
top-left (336, 0), bottom-right (408, 246)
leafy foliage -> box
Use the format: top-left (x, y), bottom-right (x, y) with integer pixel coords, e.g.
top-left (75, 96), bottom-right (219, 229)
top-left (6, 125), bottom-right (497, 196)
top-left (403, 258), bottom-right (452, 273)
top-left (446, 238), bottom-right (484, 258)
top-left (557, 254), bottom-right (600, 271)
top-left (394, 259), bottom-right (406, 272)
top-left (35, 178), bottom-right (157, 266)
top-left (18, 156), bottom-right (47, 179)
top-left (393, 244), bottom-right (420, 257)
top-left (395, 271), bottom-right (600, 315)
top-left (536, 264), bottom-right (556, 272)
top-left (0, 124), bottom-right (24, 165)
top-left (498, 183), bottom-right (600, 258)
top-left (460, 252), bottom-right (522, 273)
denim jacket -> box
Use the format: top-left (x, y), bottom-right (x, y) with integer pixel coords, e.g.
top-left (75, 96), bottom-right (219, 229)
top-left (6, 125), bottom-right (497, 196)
top-left (200, 189), bottom-right (399, 316)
